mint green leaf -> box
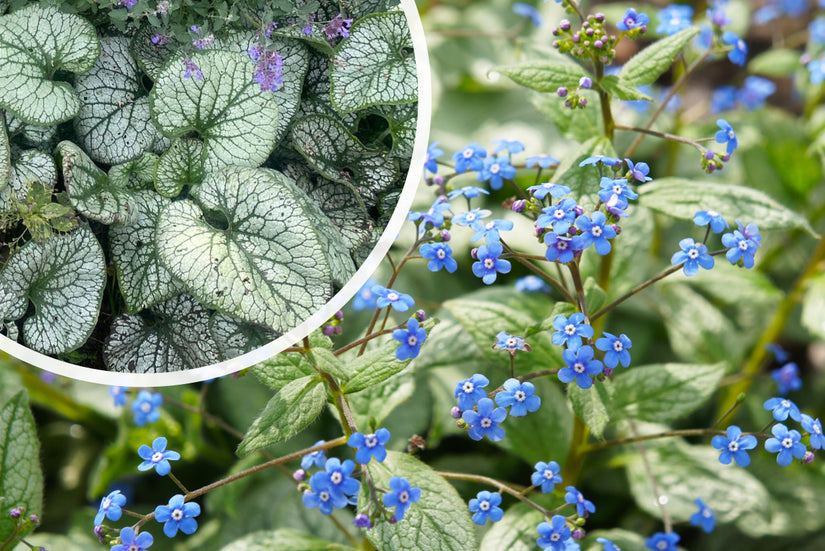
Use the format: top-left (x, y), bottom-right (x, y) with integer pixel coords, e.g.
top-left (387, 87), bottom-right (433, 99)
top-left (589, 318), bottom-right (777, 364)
top-left (299, 52), bottom-right (358, 124)
top-left (612, 362), bottom-right (726, 423)
top-left (348, 369), bottom-right (415, 428)
top-left (0, 226), bottom-right (105, 354)
top-left (237, 375), bottom-right (326, 456)
top-left (1, 149), bottom-right (57, 214)
top-left (569, 378), bottom-right (615, 440)
top-left (5, 112), bottom-right (57, 148)
top-left (554, 136), bottom-right (617, 207)
top-left (154, 138), bottom-right (206, 198)
top-left (291, 114), bottom-right (398, 206)
top-left (370, 102), bottom-right (419, 159)
top-left (583, 277), bottom-right (606, 313)
top-left (619, 27), bottom-right (700, 87)
top-left (599, 75), bottom-right (653, 101)
top-left (638, 177), bottom-right (817, 235)
top-left (0, 5), bottom-right (100, 125)
top-left (57, 141), bottom-right (139, 225)
top-left (0, 391), bottom-right (43, 545)
top-left (74, 36), bottom-right (165, 165)
top-left (155, 166), bottom-right (335, 333)
top-left (130, 25), bottom-right (177, 80)
top-left (362, 451), bottom-right (478, 551)
top-left (330, 12), bottom-right (417, 113)
top-left (532, 89), bottom-right (602, 141)
top-left (252, 353), bottom-right (315, 391)
top-left (494, 59), bottom-right (588, 93)
top-left (748, 48), bottom-right (801, 78)
top-left (103, 293), bottom-right (220, 373)
top-left (108, 152), bottom-right (159, 191)
top-left (209, 313), bottom-right (279, 361)
top-left (220, 529), bottom-right (356, 551)
top-left (479, 503), bottom-right (543, 551)
top-left (802, 274), bottom-right (825, 340)
top-left (150, 50), bottom-right (279, 172)
top-left (109, 191), bottom-right (184, 312)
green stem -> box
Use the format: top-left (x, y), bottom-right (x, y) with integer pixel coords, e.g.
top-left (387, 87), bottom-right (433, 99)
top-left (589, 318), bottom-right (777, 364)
top-left (595, 62), bottom-right (614, 140)
top-left (582, 428), bottom-right (721, 452)
top-left (614, 124), bottom-right (706, 153)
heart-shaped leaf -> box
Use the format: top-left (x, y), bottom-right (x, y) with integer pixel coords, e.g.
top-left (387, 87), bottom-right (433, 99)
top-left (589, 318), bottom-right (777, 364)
top-left (330, 11), bottom-right (417, 113)
top-left (0, 5), bottom-right (100, 125)
top-left (154, 138), bottom-right (206, 198)
top-left (209, 312), bottom-right (279, 361)
top-left (155, 166), bottom-right (335, 333)
top-left (103, 293), bottom-right (220, 373)
top-left (74, 36), bottom-right (165, 165)
top-left (0, 225), bottom-right (106, 354)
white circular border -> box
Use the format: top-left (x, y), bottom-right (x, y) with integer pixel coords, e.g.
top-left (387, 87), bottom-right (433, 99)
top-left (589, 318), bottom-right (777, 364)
top-left (0, 0), bottom-right (431, 387)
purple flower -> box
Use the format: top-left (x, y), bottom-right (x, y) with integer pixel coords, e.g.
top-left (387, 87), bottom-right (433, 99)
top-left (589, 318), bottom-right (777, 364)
top-left (117, 0), bottom-right (137, 9)
top-left (182, 58), bottom-right (203, 80)
top-left (671, 238), bottom-right (714, 276)
top-left (551, 313), bottom-right (594, 351)
top-left (302, 14), bottom-right (315, 35)
top-left (138, 437), bottom-right (181, 476)
top-left (462, 397), bottom-right (507, 441)
top-left (324, 14), bottom-right (353, 40)
top-left (711, 425), bottom-right (758, 466)
top-left (248, 48), bottom-right (284, 92)
top-left (559, 346), bottom-right (603, 389)
top-left (764, 423), bottom-right (807, 466)
top-left (472, 242), bottom-right (511, 284)
top-left (495, 378), bottom-right (541, 416)
top-left (154, 494), bottom-right (200, 537)
top-left (455, 374), bottom-right (489, 411)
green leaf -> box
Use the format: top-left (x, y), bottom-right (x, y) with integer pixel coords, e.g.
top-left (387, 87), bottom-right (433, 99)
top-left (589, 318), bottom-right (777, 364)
top-left (583, 277), bottom-right (606, 314)
top-left (479, 503), bottom-right (543, 551)
top-left (154, 138), bottom-right (206, 198)
top-left (1, 149), bottom-right (57, 214)
top-left (330, 12), bottom-right (417, 113)
top-left (210, 312), bottom-right (279, 361)
top-left (236, 375), bottom-right (326, 456)
top-left (56, 141), bottom-right (139, 225)
top-left (109, 152), bottom-right (159, 191)
top-left (154, 166), bottom-right (335, 333)
top-left (103, 294), bottom-right (220, 373)
top-left (0, 5), bottom-right (100, 125)
top-left (250, 332), bottom-right (332, 390)
top-left (109, 191), bottom-right (185, 312)
top-left (599, 75), bottom-right (653, 101)
top-left (532, 90), bottom-right (603, 141)
top-left (0, 113), bottom-right (8, 190)
top-left (5, 112), bottom-right (57, 148)
top-left (220, 529), bottom-right (356, 551)
top-left (568, 378), bottom-right (615, 440)
top-left (612, 362), bottom-right (726, 423)
top-left (130, 24), bottom-right (177, 80)
top-left (150, 50), bottom-right (279, 172)
top-left (802, 274), bottom-right (825, 340)
top-left (362, 451), bottom-right (478, 551)
top-left (0, 392), bottom-right (42, 545)
top-left (371, 102), bottom-right (419, 159)
top-left (553, 136), bottom-right (617, 207)
top-left (494, 60), bottom-right (588, 93)
top-left (748, 48), bottom-right (801, 78)
top-left (619, 27), bottom-right (700, 87)
top-left (74, 36), bottom-right (165, 165)
top-left (348, 369), bottom-right (415, 428)
top-left (291, 114), bottom-right (398, 206)
top-left (638, 177), bottom-right (817, 235)
top-left (0, 226), bottom-right (105, 354)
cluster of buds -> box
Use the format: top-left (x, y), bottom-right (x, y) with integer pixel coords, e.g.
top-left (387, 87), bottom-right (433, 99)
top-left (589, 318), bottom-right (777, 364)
top-left (552, 14), bottom-right (618, 65)
top-left (7, 507), bottom-right (43, 548)
top-left (321, 310), bottom-right (344, 336)
top-left (557, 76), bottom-right (593, 110)
top-left (701, 149), bottom-right (729, 174)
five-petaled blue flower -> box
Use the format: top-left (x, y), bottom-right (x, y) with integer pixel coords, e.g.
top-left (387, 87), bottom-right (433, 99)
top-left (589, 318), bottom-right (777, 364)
top-left (537, 198), bottom-right (579, 234)
top-left (565, 486), bottom-right (595, 517)
top-left (802, 414), bottom-right (825, 450)
top-left (722, 31), bottom-right (748, 66)
top-left (455, 373), bottom-right (490, 411)
top-left (154, 494), bottom-right (200, 537)
top-left (94, 490), bottom-right (126, 525)
top-left (723, 227), bottom-right (755, 266)
top-left (301, 440), bottom-right (327, 470)
top-left (715, 119), bottom-right (738, 155)
top-left (110, 386), bottom-right (128, 407)
top-left (495, 378), bottom-right (541, 416)
top-left (595, 332), bottom-right (633, 368)
top-left (671, 238), bottom-right (714, 276)
top-left (447, 186), bottom-right (490, 200)
top-left (711, 425), bottom-right (758, 467)
top-left (526, 155), bottom-right (560, 169)
top-left (468, 490), bottom-right (504, 525)
top-left (625, 158), bottom-right (653, 182)
top-left (138, 437), bottom-right (181, 476)
top-left (303, 471), bottom-right (350, 515)
top-left (527, 181), bottom-right (570, 199)
top-left (544, 232), bottom-right (577, 264)
top-left (471, 218), bottom-right (515, 243)
top-left (132, 390), bottom-right (163, 426)
top-left (420, 242), bottom-right (457, 273)
top-left (493, 138), bottom-right (526, 155)
top-left (425, 142), bottom-right (443, 174)
top-left (515, 275), bottom-right (551, 293)
top-left (478, 155), bottom-right (517, 190)
top-left (318, 457), bottom-right (361, 499)
top-left (690, 498), bottom-right (716, 533)
top-left (765, 423), bottom-right (807, 466)
top-left (645, 532), bottom-right (679, 551)
top-left (531, 460), bottom-right (562, 493)
top-left (408, 197), bottom-right (451, 229)
top-left (453, 142), bottom-right (487, 173)
top-left (616, 8), bottom-right (649, 31)
top-left (453, 208), bottom-right (492, 227)
top-left (598, 177), bottom-right (639, 209)
top-left (580, 155), bottom-right (623, 167)
top-left (536, 514), bottom-right (572, 550)
top-left (348, 428), bottom-right (391, 464)
top-left (694, 210), bottom-right (729, 233)
top-left (352, 278), bottom-right (379, 311)
top-left (559, 346), bottom-right (603, 389)
top-left (492, 332), bottom-right (531, 355)
top-left (473, 242), bottom-right (511, 284)
top-left (462, 398), bottom-right (507, 441)
top-left (738, 76), bottom-right (776, 110)
top-left (552, 313), bottom-right (594, 351)
top-left (763, 397), bottom-right (801, 422)
top-left (111, 527), bottom-right (153, 551)
top-left (382, 476), bottom-right (421, 522)
top-left (737, 219), bottom-right (762, 248)
top-left (656, 4), bottom-right (693, 35)
top-left (772, 362), bottom-right (802, 395)
top-left (574, 212), bottom-right (616, 255)
top-left (393, 317), bottom-right (427, 360)
top-left (374, 286), bottom-right (415, 312)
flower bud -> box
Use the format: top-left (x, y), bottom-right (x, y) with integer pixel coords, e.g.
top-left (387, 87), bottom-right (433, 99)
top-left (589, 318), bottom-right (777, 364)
top-left (560, 19), bottom-right (571, 30)
top-left (804, 451), bottom-right (816, 465)
top-left (334, 310), bottom-right (344, 320)
top-left (595, 13), bottom-right (605, 22)
top-left (29, 515), bottom-right (38, 525)
top-left (557, 86), bottom-right (568, 97)
top-left (722, 154), bottom-right (730, 162)
top-left (572, 34), bottom-right (580, 43)
top-left (579, 77), bottom-right (592, 89)
top-left (585, 27), bottom-right (594, 36)
top-left (9, 508), bottom-right (21, 519)
top-left (470, 247), bottom-right (479, 260)
top-left (594, 40), bottom-right (604, 49)
top-left (353, 513), bottom-right (372, 528)
top-left (322, 325), bottom-right (335, 336)
top-left (572, 529), bottom-right (586, 540)
top-left (579, 98), bottom-right (587, 107)
top-left (415, 309), bottom-right (427, 322)
top-left (512, 199), bottom-right (527, 213)
top-left (440, 229), bottom-right (451, 242)
top-left (602, 367), bottom-right (614, 377)
top-left (433, 174), bottom-right (445, 187)
top-left (704, 149), bottom-right (714, 160)
top-left (293, 469), bottom-right (307, 482)
top-left (388, 516), bottom-right (398, 524)
top-left (450, 406), bottom-right (462, 419)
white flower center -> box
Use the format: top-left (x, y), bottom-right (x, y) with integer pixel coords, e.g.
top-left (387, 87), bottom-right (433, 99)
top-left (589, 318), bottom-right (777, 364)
top-left (613, 341), bottom-right (623, 352)
top-left (407, 336), bottom-right (418, 346)
top-left (462, 148), bottom-right (474, 158)
top-left (781, 400), bottom-right (790, 408)
top-left (506, 337), bottom-right (518, 348)
top-left (398, 490), bottom-right (409, 503)
top-left (129, 545), bottom-right (139, 551)
top-left (102, 498), bottom-right (111, 509)
top-left (702, 508), bottom-right (712, 518)
top-left (365, 435), bottom-right (378, 448)
top-left (544, 470), bottom-right (554, 479)
top-left (320, 491), bottom-right (330, 502)
top-left (557, 241), bottom-right (568, 250)
top-left (484, 258), bottom-right (495, 269)
top-left (437, 249), bottom-right (446, 259)
top-left (688, 248), bottom-right (699, 259)
top-left (463, 382), bottom-right (475, 393)
top-left (564, 324), bottom-right (577, 336)
top-left (737, 39), bottom-right (745, 50)
top-left (551, 533), bottom-right (561, 542)
top-left (592, 226), bottom-right (602, 237)
top-left (707, 210), bottom-right (719, 217)
top-left (728, 441), bottom-right (739, 452)
top-left (466, 212), bottom-right (477, 222)
top-left (362, 289), bottom-right (372, 299)
top-left (738, 241), bottom-right (748, 251)
top-left (387, 292), bottom-right (398, 301)
top-left (613, 184), bottom-right (623, 194)
top-left (815, 424), bottom-right (822, 435)
top-left (728, 129), bottom-right (735, 140)
top-left (514, 390), bottom-right (526, 402)
top-left (151, 451), bottom-right (164, 463)
top-left (782, 437), bottom-right (794, 449)
top-left (554, 209), bottom-right (566, 219)
top-left (480, 501), bottom-right (490, 511)
top-left (331, 472), bottom-right (343, 484)
top-left (657, 542), bottom-right (668, 551)
top-left (486, 221), bottom-right (496, 230)
top-left (574, 362), bottom-right (586, 374)
top-left (172, 508), bottom-right (184, 521)
top-left (490, 164), bottom-right (501, 174)
top-left (481, 418), bottom-right (492, 428)
top-left (141, 402), bottom-right (152, 413)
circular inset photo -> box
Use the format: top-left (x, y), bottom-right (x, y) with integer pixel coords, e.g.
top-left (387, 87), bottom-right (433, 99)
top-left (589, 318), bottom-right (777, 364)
top-left (0, 0), bottom-right (429, 384)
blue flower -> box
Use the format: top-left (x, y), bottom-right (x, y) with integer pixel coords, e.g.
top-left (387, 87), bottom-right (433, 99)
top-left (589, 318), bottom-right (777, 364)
top-left (811, 17), bottom-right (825, 45)
top-left (453, 208), bottom-right (492, 227)
top-left (527, 181), bottom-right (570, 199)
top-left (493, 138), bottom-right (526, 155)
top-left (250, 48), bottom-right (284, 92)
top-left (617, 8), bottom-right (649, 31)
top-left (736, 219), bottom-right (762, 248)
top-left (492, 332), bottom-right (531, 356)
top-left (495, 378), bottom-right (541, 416)
top-left (111, 527), bottom-right (153, 551)
top-left (526, 155), bottom-right (560, 169)
top-left (656, 4), bottom-right (693, 35)
top-left (393, 318), bottom-right (427, 360)
top-left (597, 537), bottom-right (621, 551)
top-left (478, 155), bottom-right (517, 190)
top-left (347, 428), bottom-right (391, 464)
top-left (721, 230), bottom-right (757, 268)
top-left (595, 332), bottom-right (632, 368)
top-left (598, 177), bottom-right (638, 209)
top-left (690, 498), bottom-right (716, 533)
top-left (455, 374), bottom-right (490, 411)
top-left (512, 2), bottom-right (542, 26)
top-left (738, 76), bottom-right (776, 110)
top-left (722, 31), bottom-right (747, 66)
top-left (472, 242), bottom-right (511, 284)
top-left (319, 457), bottom-right (361, 499)
top-left (301, 441), bottom-right (327, 470)
top-left (94, 490), bottom-right (126, 525)
top-left (383, 476), bottom-right (421, 522)
top-left (531, 460), bottom-right (562, 493)
top-left (352, 278), bottom-right (379, 311)
top-left (132, 390), bottom-right (163, 426)
top-left (767, 343), bottom-right (790, 363)
top-left (420, 242), bottom-right (457, 273)
top-left (374, 286), bottom-right (415, 312)
top-left (154, 494), bottom-right (200, 537)
top-left (462, 398), bottom-right (507, 441)
top-left (559, 346), bottom-right (603, 389)
top-left (544, 233), bottom-right (576, 264)
top-left (537, 198), bottom-right (579, 234)
top-left (408, 197), bottom-right (451, 229)
top-left (537, 515), bottom-right (572, 550)
top-left (447, 186), bottom-right (490, 200)
top-left (551, 313), bottom-right (594, 351)
top-left (515, 275), bottom-right (551, 293)
top-left (181, 58), bottom-right (203, 80)
top-left (810, 57), bottom-right (825, 85)
top-left (574, 212), bottom-right (616, 255)
top-left (671, 238), bottom-right (714, 276)
top-left (711, 85), bottom-right (738, 113)
top-left (711, 425), bottom-right (758, 466)
top-left (580, 155), bottom-right (622, 167)
top-left (471, 218), bottom-right (515, 243)
top-left (693, 210), bottom-right (729, 233)
top-left (469, 490), bottom-right (504, 525)
top-left (137, 437), bottom-right (180, 476)
top-left (624, 159), bottom-right (653, 182)
top-left (110, 386), bottom-right (128, 407)
top-left (765, 423), bottom-right (807, 466)
top-left (645, 532), bottom-right (679, 551)
top-left (303, 471), bottom-right (349, 515)
top-left (801, 414), bottom-right (825, 450)
top-left (453, 142), bottom-right (487, 173)
top-left (715, 119), bottom-right (738, 155)
top-left (763, 397), bottom-right (801, 422)
top-left (425, 142), bottom-right (443, 174)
